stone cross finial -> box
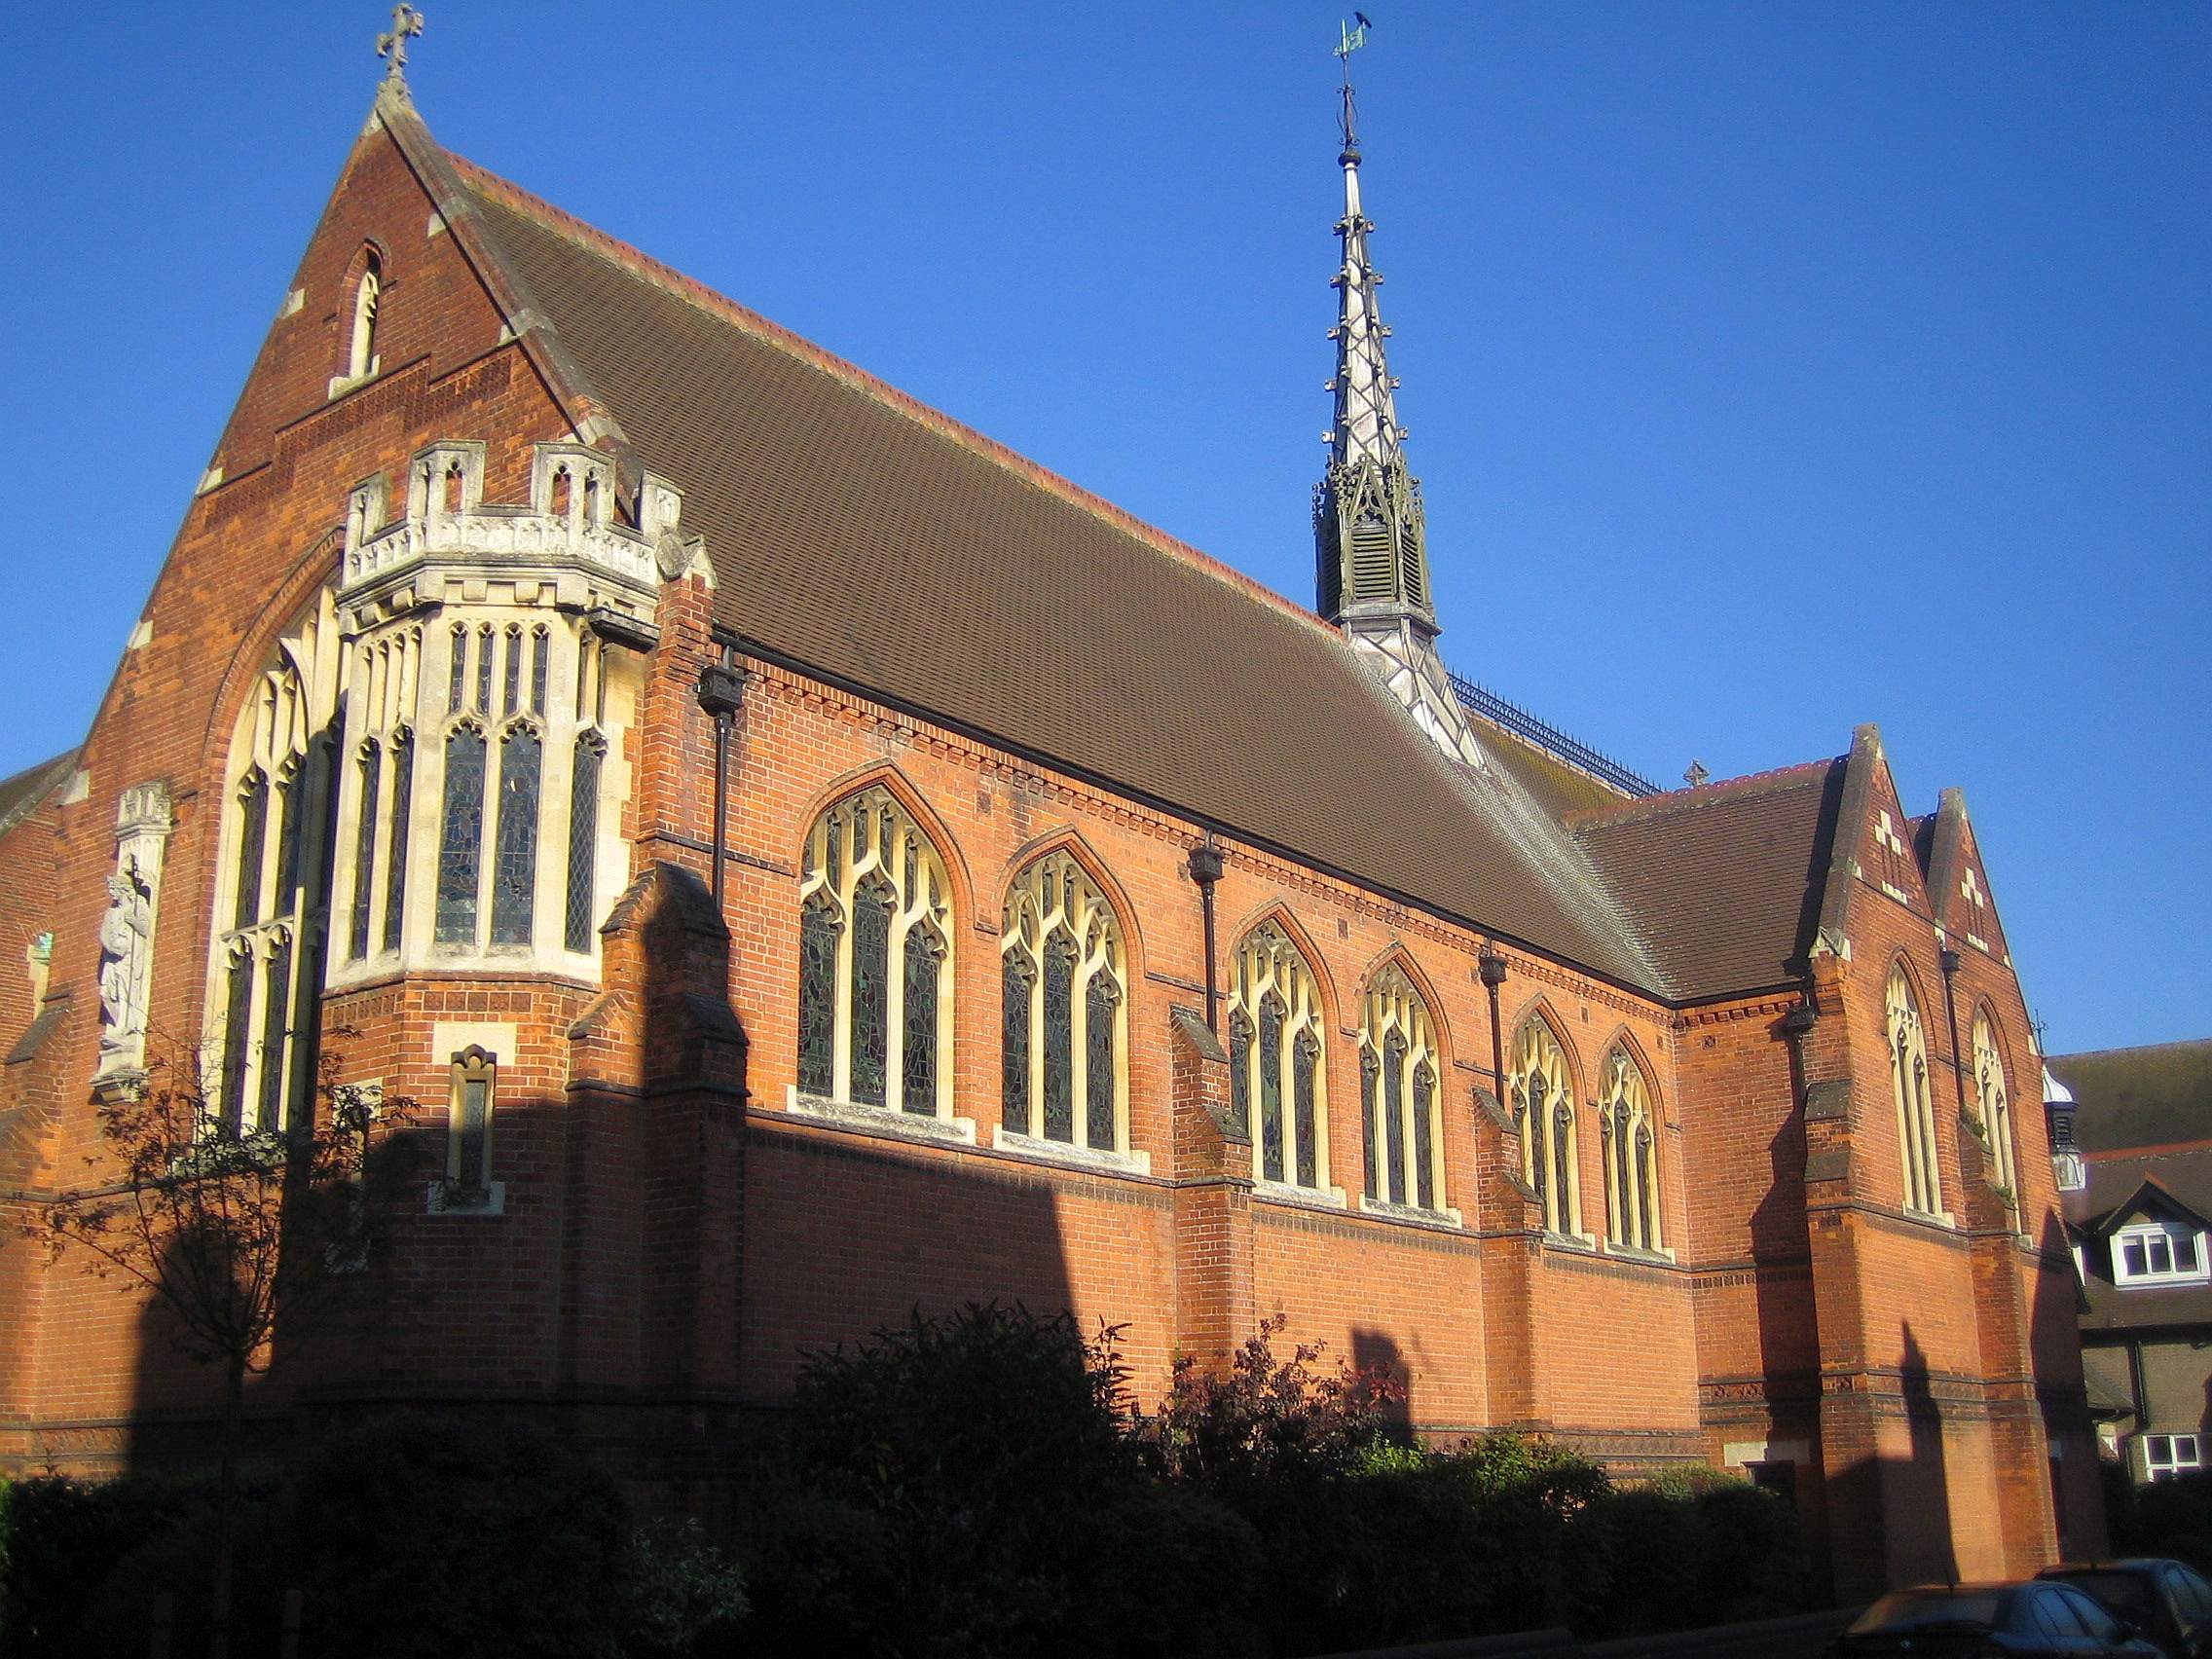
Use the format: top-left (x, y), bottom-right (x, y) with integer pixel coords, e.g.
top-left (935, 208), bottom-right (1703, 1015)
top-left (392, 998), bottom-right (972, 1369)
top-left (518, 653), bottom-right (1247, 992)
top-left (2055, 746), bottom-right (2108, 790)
top-left (377, 5), bottom-right (424, 81)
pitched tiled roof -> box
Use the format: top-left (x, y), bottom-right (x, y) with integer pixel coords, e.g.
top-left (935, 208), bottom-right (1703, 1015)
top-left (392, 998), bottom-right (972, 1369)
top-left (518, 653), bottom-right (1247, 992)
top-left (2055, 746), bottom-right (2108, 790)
top-left (1570, 759), bottom-right (1846, 1002)
top-left (0, 750), bottom-right (76, 841)
top-left (2050, 1042), bottom-right (2212, 1157)
top-left (443, 160), bottom-right (1665, 991)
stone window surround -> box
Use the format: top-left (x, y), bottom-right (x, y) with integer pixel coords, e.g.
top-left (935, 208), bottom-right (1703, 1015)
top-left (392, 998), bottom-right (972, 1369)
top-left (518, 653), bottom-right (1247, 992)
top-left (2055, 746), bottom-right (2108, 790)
top-left (1356, 962), bottom-right (1449, 1217)
top-left (999, 849), bottom-right (1130, 1157)
top-left (324, 440), bottom-right (661, 991)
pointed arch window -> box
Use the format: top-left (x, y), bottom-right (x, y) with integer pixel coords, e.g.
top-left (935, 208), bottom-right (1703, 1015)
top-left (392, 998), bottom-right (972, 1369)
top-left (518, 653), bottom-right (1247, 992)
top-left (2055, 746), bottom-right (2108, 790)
top-left (1972, 1012), bottom-right (2019, 1208)
top-left (347, 251), bottom-right (381, 383)
top-left (1887, 968), bottom-right (1943, 1216)
top-left (1598, 1047), bottom-right (1662, 1252)
top-left (207, 600), bottom-right (343, 1137)
top-left (1358, 965), bottom-right (1447, 1213)
top-left (348, 739), bottom-right (382, 959)
top-left (382, 730), bottom-right (413, 953)
top-left (1511, 1016), bottom-right (1582, 1237)
top-left (1000, 852), bottom-right (1128, 1155)
top-left (490, 723), bottom-right (541, 946)
top-left (1228, 923), bottom-right (1330, 1194)
top-left (434, 723), bottom-right (487, 945)
top-left (564, 731), bottom-right (604, 954)
top-left (795, 785), bottom-right (954, 1119)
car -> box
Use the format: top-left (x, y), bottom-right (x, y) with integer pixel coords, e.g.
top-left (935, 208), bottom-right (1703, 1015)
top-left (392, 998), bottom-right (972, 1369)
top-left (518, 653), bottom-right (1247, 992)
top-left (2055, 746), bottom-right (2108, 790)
top-left (2037, 1560), bottom-right (2212, 1658)
top-left (1825, 1580), bottom-right (2165, 1656)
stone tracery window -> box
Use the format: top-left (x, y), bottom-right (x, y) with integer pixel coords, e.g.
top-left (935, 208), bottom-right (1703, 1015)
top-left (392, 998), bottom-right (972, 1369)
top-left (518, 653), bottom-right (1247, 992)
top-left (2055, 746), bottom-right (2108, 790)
top-left (206, 597), bottom-right (345, 1135)
top-left (1358, 965), bottom-right (1444, 1211)
top-left (1227, 922), bottom-right (1330, 1193)
top-left (347, 250), bottom-right (381, 383)
top-left (1972, 1012), bottom-right (2018, 1206)
top-left (1511, 1015), bottom-right (1582, 1237)
top-left (1598, 1046), bottom-right (1661, 1252)
top-left (1000, 851), bottom-right (1127, 1154)
top-left (1887, 967), bottom-right (1943, 1216)
top-left (796, 785), bottom-right (953, 1118)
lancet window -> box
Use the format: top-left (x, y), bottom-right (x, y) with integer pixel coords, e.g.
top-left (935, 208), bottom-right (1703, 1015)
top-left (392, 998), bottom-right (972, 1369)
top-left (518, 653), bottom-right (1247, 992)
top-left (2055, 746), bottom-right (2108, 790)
top-left (1358, 965), bottom-right (1444, 1211)
top-left (1598, 1046), bottom-right (1661, 1252)
top-left (1511, 1015), bottom-right (1581, 1236)
top-left (1000, 852), bottom-right (1127, 1154)
top-left (1228, 923), bottom-right (1330, 1192)
top-left (796, 786), bottom-right (953, 1119)
top-left (1972, 1012), bottom-right (2018, 1206)
top-left (205, 596), bottom-right (345, 1136)
top-left (347, 251), bottom-right (381, 383)
top-left (1887, 968), bottom-right (1943, 1216)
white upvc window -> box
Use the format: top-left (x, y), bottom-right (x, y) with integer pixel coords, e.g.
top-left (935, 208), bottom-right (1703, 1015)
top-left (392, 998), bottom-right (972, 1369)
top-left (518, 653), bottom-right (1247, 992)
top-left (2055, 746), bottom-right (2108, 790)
top-left (2113, 1221), bottom-right (2209, 1285)
top-left (2144, 1433), bottom-right (2203, 1482)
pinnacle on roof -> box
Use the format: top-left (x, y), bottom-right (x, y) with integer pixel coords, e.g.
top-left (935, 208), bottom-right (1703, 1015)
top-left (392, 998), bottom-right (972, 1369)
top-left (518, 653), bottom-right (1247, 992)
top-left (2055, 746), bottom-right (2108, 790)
top-left (1314, 18), bottom-right (1435, 636)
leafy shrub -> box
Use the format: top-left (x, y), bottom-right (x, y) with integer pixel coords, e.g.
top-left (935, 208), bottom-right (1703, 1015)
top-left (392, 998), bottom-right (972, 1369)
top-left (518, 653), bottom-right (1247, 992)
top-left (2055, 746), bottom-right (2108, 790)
top-left (0, 1471), bottom-right (219, 1659)
top-left (2122, 1466), bottom-right (2212, 1571)
top-left (1583, 1468), bottom-right (1808, 1638)
top-left (743, 1303), bottom-right (1261, 1659)
top-left (284, 1414), bottom-right (632, 1659)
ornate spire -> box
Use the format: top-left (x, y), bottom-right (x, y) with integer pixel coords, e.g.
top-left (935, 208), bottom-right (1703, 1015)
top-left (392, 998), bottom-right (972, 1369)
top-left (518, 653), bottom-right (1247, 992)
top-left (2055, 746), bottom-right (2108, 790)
top-left (1311, 21), bottom-right (1483, 769)
top-left (1315, 18), bottom-right (1433, 634)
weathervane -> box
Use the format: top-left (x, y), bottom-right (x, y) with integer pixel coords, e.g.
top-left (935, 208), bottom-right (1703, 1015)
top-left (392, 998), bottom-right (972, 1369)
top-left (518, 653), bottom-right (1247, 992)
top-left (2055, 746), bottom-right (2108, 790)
top-left (1334, 13), bottom-right (1373, 155)
top-left (377, 5), bottom-right (424, 83)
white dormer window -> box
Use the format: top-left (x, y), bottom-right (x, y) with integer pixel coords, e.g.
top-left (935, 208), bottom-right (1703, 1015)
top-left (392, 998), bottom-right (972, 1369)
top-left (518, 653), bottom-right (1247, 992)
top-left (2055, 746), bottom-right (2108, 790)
top-left (2114, 1221), bottom-right (2209, 1285)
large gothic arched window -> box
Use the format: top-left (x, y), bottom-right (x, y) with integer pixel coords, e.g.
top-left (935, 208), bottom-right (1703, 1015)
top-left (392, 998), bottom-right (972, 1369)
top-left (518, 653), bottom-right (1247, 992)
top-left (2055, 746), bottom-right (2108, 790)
top-left (1227, 922), bottom-right (1329, 1193)
top-left (1358, 965), bottom-right (1444, 1211)
top-left (1598, 1046), bottom-right (1662, 1252)
top-left (1511, 1015), bottom-right (1581, 1237)
top-left (1887, 968), bottom-right (1943, 1216)
top-left (206, 595), bottom-right (345, 1135)
top-left (796, 785), bottom-right (953, 1119)
top-left (1000, 851), bottom-right (1127, 1154)
top-left (1972, 1012), bottom-right (2018, 1208)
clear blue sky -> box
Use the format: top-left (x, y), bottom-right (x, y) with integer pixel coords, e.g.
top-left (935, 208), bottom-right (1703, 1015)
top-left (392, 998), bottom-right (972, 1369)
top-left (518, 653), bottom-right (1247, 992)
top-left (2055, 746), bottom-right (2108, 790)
top-left (3, 4), bottom-right (2205, 1054)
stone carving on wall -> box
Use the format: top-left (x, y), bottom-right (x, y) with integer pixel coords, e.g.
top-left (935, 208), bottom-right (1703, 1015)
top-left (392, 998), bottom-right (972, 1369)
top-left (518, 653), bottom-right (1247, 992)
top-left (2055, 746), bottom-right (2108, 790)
top-left (95, 782), bottom-right (171, 1079)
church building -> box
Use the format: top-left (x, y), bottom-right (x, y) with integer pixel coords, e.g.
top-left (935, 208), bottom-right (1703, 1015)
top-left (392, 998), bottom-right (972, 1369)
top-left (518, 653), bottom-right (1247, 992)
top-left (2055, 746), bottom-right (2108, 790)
top-left (0, 25), bottom-right (2101, 1603)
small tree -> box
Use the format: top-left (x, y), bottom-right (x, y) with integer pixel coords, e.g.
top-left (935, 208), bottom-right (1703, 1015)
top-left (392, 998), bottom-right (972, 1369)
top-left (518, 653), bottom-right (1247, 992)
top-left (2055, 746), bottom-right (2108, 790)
top-left (34, 1042), bottom-right (419, 1656)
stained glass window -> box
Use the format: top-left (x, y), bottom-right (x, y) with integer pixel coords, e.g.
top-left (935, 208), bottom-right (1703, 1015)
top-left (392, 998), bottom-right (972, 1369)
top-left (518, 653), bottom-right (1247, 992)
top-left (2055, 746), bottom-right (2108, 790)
top-left (448, 624), bottom-right (467, 714)
top-left (473, 625), bottom-right (494, 716)
top-left (1513, 1018), bottom-right (1577, 1235)
top-left (1228, 1012), bottom-right (1252, 1138)
top-left (1383, 1030), bottom-right (1408, 1204)
top-left (797, 787), bottom-right (953, 1118)
top-left (1002, 955), bottom-right (1032, 1133)
top-left (274, 768), bottom-right (301, 912)
top-left (501, 627), bottom-right (522, 719)
top-left (849, 879), bottom-right (893, 1108)
top-left (491, 727), bottom-right (540, 945)
top-left (1042, 935), bottom-right (1076, 1142)
top-left (565, 734), bottom-right (602, 952)
top-left (350, 740), bottom-right (381, 959)
top-left (1229, 923), bottom-right (1326, 1191)
top-left (1360, 965), bottom-right (1441, 1210)
top-left (1973, 1013), bottom-right (2017, 1207)
top-left (383, 732), bottom-right (413, 953)
top-left (1087, 974), bottom-right (1118, 1151)
top-left (1413, 1064), bottom-right (1436, 1210)
top-left (530, 628), bottom-right (549, 717)
top-left (435, 726), bottom-right (486, 944)
top-left (220, 952), bottom-right (252, 1134)
top-left (1000, 853), bottom-right (1126, 1153)
top-left (1293, 1030), bottom-right (1319, 1189)
top-left (1599, 1048), bottom-right (1660, 1251)
top-left (233, 772), bottom-right (269, 932)
top-left (1888, 970), bottom-right (1940, 1215)
top-left (256, 940), bottom-right (291, 1132)
top-left (798, 896), bottom-right (839, 1097)
top-left (1258, 992), bottom-right (1285, 1183)
top-left (1360, 1051), bottom-right (1381, 1199)
top-left (903, 924), bottom-right (941, 1116)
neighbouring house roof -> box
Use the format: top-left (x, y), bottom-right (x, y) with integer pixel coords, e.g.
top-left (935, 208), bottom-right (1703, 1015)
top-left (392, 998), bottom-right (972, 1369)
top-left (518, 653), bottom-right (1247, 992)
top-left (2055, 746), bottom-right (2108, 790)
top-left (2066, 1144), bottom-right (2212, 1333)
top-left (2049, 1041), bottom-right (2212, 1157)
top-left (0, 750), bottom-right (76, 840)
top-left (382, 91), bottom-right (1873, 1007)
